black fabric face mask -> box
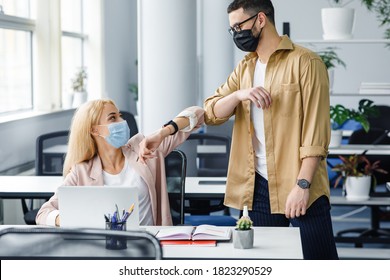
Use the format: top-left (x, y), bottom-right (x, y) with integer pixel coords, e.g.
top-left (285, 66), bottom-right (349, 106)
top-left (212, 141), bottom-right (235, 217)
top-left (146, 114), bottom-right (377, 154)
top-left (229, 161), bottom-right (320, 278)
top-left (233, 25), bottom-right (262, 52)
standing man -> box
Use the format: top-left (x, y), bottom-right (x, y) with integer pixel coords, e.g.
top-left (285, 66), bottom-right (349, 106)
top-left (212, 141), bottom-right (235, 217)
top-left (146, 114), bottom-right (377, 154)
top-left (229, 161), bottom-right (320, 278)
top-left (204, 0), bottom-right (338, 259)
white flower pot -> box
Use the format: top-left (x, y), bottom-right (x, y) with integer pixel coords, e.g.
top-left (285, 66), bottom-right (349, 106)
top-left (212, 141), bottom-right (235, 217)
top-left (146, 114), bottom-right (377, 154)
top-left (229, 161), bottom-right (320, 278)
top-left (233, 228), bottom-right (254, 249)
top-left (62, 92), bottom-right (73, 109)
top-left (72, 91), bottom-right (87, 108)
top-left (328, 68), bottom-right (334, 94)
top-left (321, 8), bottom-right (355, 40)
top-left (345, 176), bottom-right (371, 201)
top-left (329, 130), bottom-right (342, 148)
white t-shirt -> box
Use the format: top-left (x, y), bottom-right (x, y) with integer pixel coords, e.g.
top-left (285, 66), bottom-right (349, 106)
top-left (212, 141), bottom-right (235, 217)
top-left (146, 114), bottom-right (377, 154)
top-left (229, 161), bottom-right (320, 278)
top-left (103, 160), bottom-right (154, 225)
top-left (251, 59), bottom-right (268, 179)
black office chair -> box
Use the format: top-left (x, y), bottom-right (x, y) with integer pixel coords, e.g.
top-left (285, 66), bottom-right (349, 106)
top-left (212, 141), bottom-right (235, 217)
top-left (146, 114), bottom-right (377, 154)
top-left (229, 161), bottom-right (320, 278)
top-left (367, 105), bottom-right (390, 130)
top-left (120, 111), bottom-right (138, 138)
top-left (22, 131), bottom-right (69, 225)
top-left (0, 227), bottom-right (162, 259)
top-left (165, 150), bottom-right (186, 225)
top-left (177, 133), bottom-right (237, 226)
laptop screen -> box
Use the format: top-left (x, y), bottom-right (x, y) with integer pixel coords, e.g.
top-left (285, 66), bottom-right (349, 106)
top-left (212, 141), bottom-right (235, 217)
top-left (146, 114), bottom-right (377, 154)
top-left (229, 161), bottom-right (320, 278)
top-left (58, 185), bottom-right (139, 230)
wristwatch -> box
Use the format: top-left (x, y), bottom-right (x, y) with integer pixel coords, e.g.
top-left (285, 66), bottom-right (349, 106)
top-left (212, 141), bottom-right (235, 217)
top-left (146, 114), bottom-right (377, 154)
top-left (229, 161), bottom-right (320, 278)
top-left (163, 120), bottom-right (179, 135)
top-left (297, 179), bottom-right (311, 189)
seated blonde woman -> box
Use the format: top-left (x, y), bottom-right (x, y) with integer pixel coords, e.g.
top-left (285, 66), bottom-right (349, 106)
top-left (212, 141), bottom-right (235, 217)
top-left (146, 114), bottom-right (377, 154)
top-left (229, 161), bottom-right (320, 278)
top-left (36, 98), bottom-right (204, 226)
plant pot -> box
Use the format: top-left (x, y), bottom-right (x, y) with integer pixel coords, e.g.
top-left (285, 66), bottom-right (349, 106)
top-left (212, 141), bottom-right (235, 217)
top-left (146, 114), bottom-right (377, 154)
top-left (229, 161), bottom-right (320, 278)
top-left (321, 8), bottom-right (355, 40)
top-left (345, 176), bottom-right (371, 201)
top-left (328, 68), bottom-right (334, 94)
top-left (62, 92), bottom-right (73, 109)
top-left (72, 91), bottom-right (87, 108)
top-left (329, 130), bottom-right (342, 148)
top-left (233, 228), bottom-right (254, 249)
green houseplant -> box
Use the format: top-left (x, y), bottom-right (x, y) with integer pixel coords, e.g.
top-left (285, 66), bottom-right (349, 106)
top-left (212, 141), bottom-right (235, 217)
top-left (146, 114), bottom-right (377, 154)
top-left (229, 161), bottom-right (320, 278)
top-left (71, 67), bottom-right (88, 108)
top-left (317, 47), bottom-right (346, 93)
top-left (332, 154), bottom-right (388, 200)
top-left (330, 99), bottom-right (379, 132)
top-left (317, 47), bottom-right (346, 70)
top-left (233, 206), bottom-right (254, 249)
top-left (329, 99), bottom-right (378, 147)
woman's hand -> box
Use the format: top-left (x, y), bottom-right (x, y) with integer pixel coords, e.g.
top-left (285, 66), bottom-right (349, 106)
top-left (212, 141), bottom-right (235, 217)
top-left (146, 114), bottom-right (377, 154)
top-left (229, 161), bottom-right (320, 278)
top-left (138, 129), bottom-right (168, 164)
top-left (55, 215), bottom-right (60, 227)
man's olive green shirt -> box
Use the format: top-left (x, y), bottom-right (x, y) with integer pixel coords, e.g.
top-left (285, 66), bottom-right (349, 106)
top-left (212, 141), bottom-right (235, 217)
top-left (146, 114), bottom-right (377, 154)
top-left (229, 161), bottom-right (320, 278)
top-left (204, 36), bottom-right (331, 214)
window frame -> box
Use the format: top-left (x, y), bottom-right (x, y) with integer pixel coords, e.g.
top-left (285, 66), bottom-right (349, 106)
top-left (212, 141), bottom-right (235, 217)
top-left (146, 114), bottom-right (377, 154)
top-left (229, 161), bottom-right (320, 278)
top-left (0, 13), bottom-right (35, 115)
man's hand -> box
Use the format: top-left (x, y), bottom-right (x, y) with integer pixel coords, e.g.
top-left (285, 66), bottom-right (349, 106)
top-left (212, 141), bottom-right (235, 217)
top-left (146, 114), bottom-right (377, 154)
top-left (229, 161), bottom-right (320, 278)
top-left (285, 186), bottom-right (310, 219)
top-left (236, 86), bottom-right (272, 109)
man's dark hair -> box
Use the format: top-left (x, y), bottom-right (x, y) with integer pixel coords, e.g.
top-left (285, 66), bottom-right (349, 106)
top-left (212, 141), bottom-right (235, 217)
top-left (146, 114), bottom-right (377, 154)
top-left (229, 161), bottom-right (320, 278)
top-left (227, 0), bottom-right (275, 25)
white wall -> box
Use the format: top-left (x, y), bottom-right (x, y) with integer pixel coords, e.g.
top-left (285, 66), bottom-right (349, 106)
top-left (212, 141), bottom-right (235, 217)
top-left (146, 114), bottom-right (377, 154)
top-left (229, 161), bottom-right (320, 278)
top-left (271, 0), bottom-right (390, 108)
top-left (0, 110), bottom-right (74, 172)
top-left (102, 0), bottom-right (138, 114)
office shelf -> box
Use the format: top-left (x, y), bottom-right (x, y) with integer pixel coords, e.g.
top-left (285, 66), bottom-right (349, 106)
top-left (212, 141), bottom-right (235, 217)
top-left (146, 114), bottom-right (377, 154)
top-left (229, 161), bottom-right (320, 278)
top-left (296, 39), bottom-right (390, 44)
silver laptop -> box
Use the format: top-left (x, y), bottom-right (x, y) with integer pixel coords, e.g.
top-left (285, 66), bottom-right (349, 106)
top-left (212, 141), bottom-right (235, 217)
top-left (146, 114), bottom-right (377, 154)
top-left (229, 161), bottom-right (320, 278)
top-left (58, 185), bottom-right (139, 230)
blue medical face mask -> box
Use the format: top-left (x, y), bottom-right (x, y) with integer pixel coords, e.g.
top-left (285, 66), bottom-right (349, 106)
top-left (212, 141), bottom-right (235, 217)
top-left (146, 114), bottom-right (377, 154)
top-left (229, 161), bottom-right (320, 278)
top-left (99, 121), bottom-right (130, 148)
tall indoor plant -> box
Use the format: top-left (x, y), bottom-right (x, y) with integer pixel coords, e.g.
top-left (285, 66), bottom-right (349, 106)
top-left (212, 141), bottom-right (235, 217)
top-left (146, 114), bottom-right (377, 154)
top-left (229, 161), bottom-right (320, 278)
top-left (329, 99), bottom-right (379, 147)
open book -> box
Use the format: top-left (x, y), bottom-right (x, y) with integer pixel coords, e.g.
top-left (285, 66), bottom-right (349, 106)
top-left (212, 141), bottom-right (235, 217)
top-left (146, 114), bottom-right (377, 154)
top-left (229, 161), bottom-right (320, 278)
top-left (156, 225), bottom-right (232, 241)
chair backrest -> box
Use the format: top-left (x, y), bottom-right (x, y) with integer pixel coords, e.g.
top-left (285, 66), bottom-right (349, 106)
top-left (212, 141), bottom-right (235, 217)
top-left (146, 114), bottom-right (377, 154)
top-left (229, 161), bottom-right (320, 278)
top-left (120, 111), bottom-right (139, 138)
top-left (176, 133), bottom-right (231, 216)
top-left (35, 130), bottom-right (69, 176)
top-left (165, 149), bottom-right (186, 225)
top-left (0, 227), bottom-right (162, 259)
top-left (367, 105), bottom-right (390, 130)
top-left (348, 128), bottom-right (390, 185)
top-left (23, 131), bottom-right (68, 224)
top-left (177, 133), bottom-right (231, 177)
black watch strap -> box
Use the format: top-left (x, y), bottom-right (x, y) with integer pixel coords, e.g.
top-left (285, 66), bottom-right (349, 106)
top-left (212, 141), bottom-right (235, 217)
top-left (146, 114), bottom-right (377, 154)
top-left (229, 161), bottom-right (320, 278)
top-left (163, 120), bottom-right (179, 135)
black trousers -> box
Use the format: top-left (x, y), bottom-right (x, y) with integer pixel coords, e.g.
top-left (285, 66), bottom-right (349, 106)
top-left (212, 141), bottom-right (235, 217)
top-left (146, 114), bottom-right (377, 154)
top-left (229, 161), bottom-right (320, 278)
top-left (249, 173), bottom-right (339, 260)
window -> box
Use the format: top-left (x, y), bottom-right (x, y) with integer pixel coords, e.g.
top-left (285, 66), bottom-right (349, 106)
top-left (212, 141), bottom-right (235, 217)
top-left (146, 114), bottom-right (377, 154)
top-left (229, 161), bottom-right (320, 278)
top-left (0, 0), bottom-right (34, 114)
top-left (61, 0), bottom-right (87, 97)
top-left (0, 0), bottom-right (97, 116)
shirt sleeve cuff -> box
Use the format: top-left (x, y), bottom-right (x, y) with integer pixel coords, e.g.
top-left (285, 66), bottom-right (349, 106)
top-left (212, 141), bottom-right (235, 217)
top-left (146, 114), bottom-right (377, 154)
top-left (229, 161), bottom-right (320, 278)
top-left (176, 110), bottom-right (198, 132)
top-left (299, 146), bottom-right (328, 160)
top-left (46, 210), bottom-right (60, 227)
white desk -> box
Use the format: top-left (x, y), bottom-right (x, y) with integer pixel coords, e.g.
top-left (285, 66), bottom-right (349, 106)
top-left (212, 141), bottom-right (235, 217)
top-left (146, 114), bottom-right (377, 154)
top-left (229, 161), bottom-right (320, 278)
top-left (185, 177), bottom-right (226, 198)
top-left (43, 144), bottom-right (68, 154)
top-left (330, 195), bottom-right (390, 245)
top-left (0, 225), bottom-right (303, 259)
top-left (0, 176), bottom-right (62, 199)
top-left (147, 226), bottom-right (302, 259)
top-left (328, 144), bottom-right (390, 156)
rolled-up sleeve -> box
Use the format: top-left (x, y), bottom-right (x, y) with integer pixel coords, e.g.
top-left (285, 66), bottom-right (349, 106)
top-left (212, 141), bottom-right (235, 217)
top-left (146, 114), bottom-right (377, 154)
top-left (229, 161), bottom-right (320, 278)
top-left (299, 54), bottom-right (331, 160)
top-left (204, 63), bottom-right (241, 125)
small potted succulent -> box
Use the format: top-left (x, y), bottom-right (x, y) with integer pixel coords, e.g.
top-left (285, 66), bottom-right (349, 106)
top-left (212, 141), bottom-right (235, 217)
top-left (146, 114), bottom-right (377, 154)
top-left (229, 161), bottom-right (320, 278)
top-left (233, 206), bottom-right (254, 249)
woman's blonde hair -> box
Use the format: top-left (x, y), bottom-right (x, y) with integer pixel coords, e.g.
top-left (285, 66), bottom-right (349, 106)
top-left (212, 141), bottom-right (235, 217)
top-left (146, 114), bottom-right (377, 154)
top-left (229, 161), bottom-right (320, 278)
top-left (63, 99), bottom-right (116, 176)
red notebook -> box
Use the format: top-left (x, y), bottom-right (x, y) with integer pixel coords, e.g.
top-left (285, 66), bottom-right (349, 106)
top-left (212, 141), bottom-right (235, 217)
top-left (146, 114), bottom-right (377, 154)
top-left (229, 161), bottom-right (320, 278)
top-left (160, 240), bottom-right (217, 247)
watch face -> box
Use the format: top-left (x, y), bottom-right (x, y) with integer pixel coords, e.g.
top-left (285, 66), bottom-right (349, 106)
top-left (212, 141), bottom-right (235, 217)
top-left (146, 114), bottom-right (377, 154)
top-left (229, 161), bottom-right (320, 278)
top-left (298, 179), bottom-right (310, 189)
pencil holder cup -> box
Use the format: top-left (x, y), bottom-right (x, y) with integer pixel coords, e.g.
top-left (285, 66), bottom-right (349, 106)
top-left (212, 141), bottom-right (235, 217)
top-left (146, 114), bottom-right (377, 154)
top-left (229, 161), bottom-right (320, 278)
top-left (105, 221), bottom-right (127, 250)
